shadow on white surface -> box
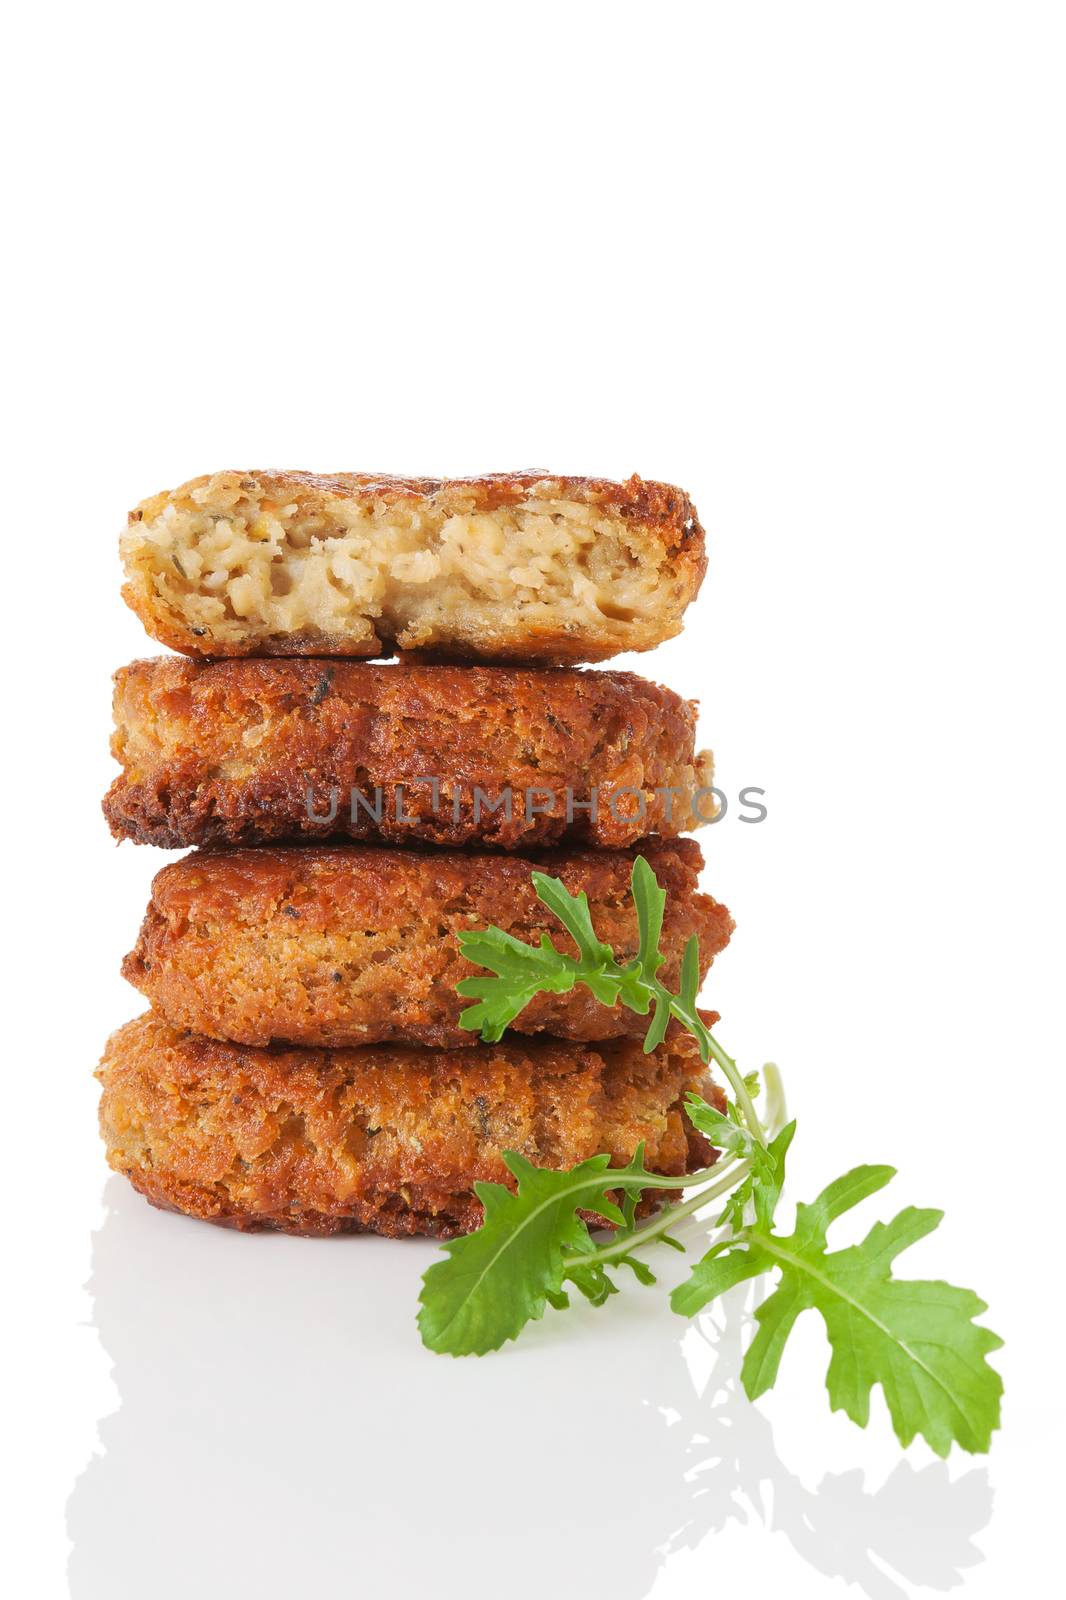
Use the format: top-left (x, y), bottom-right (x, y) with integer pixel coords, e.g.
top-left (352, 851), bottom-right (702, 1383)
top-left (68, 1180), bottom-right (992, 1600)
top-left (666, 1309), bottom-right (992, 1599)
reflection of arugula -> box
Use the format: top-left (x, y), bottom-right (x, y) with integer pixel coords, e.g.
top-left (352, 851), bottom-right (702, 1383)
top-left (417, 857), bottom-right (1002, 1457)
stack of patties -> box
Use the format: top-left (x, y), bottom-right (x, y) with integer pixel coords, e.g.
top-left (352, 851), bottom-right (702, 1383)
top-left (99, 470), bottom-right (731, 1238)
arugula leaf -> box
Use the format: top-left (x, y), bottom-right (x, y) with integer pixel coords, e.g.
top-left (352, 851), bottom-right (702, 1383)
top-left (630, 854), bottom-right (668, 993)
top-left (678, 932), bottom-right (701, 1008)
top-left (685, 1094), bottom-right (791, 1218)
top-left (750, 1119), bottom-right (794, 1229)
top-left (684, 1090), bottom-right (751, 1158)
top-left (432, 855), bottom-right (1003, 1458)
top-left (454, 928), bottom-right (582, 1041)
top-left (725, 1119), bottom-right (796, 1236)
top-left (669, 1119), bottom-right (795, 1309)
top-left (455, 869), bottom-right (640, 1040)
top-left (457, 857), bottom-right (679, 1057)
top-left (671, 1162), bottom-right (1003, 1456)
top-left (419, 1153), bottom-right (615, 1353)
top-left (528, 872), bottom-right (614, 970)
top-left (418, 1147), bottom-right (696, 1355)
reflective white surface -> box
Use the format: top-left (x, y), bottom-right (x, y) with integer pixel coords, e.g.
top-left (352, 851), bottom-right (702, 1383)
top-left (70, 1181), bottom-right (995, 1600)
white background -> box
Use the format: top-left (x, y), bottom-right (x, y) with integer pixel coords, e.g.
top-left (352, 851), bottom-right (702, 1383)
top-left (4, 3), bottom-right (1064, 1596)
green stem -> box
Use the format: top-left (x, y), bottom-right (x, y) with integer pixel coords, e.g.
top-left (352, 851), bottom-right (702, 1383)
top-left (761, 1061), bottom-right (786, 1134)
top-left (671, 997), bottom-right (765, 1144)
top-left (604, 1160), bottom-right (729, 1192)
top-left (561, 1156), bottom-right (751, 1272)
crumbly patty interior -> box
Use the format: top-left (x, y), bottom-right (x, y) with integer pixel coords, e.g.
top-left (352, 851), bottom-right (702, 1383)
top-left (122, 478), bottom-right (690, 657)
top-left (98, 1014), bottom-right (721, 1238)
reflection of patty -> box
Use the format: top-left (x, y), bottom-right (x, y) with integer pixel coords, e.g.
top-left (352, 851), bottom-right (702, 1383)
top-left (103, 657), bottom-right (716, 851)
top-left (122, 839), bottom-right (733, 1049)
top-left (120, 469), bottom-right (706, 663)
top-left (98, 1014), bottom-right (723, 1239)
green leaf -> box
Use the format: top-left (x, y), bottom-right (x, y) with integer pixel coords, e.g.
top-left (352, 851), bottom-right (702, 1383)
top-left (714, 1172), bottom-right (755, 1235)
top-left (530, 872), bottom-right (615, 969)
top-left (456, 927), bottom-right (581, 1040)
top-left (684, 1091), bottom-right (750, 1157)
top-left (670, 1120), bottom-right (796, 1313)
top-left (456, 871), bottom-right (640, 1040)
top-left (683, 1099), bottom-right (794, 1229)
top-left (616, 1254), bottom-right (658, 1286)
top-left (752, 1120), bottom-right (796, 1231)
top-left (455, 929), bottom-right (566, 985)
top-left (741, 1167), bottom-right (1003, 1456)
top-left (562, 1233), bottom-right (622, 1307)
top-left (567, 1269), bottom-right (619, 1307)
top-left (670, 1242), bottom-right (769, 1317)
top-left (617, 1146), bottom-right (646, 1231)
top-left (418, 1148), bottom-right (654, 1356)
top-left (443, 858), bottom-right (1003, 1459)
top-left (631, 855), bottom-right (667, 979)
top-left (678, 933), bottom-right (701, 1007)
top-left (640, 984), bottom-right (673, 1052)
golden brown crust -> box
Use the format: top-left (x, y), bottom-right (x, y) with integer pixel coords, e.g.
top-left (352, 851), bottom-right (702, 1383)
top-left (98, 1014), bottom-right (723, 1238)
top-left (122, 839), bottom-right (733, 1048)
top-left (103, 657), bottom-right (717, 851)
top-left (120, 469), bottom-right (707, 663)
top-left (129, 469), bottom-right (703, 532)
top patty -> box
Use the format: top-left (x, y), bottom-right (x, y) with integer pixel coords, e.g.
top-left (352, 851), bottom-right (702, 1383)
top-left (103, 657), bottom-right (717, 851)
top-left (120, 469), bottom-right (706, 663)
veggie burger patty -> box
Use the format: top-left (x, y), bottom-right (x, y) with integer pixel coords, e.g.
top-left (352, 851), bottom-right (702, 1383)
top-left (122, 839), bottom-right (733, 1049)
top-left (120, 469), bottom-right (706, 664)
top-left (103, 657), bottom-right (716, 851)
top-left (98, 1014), bottom-right (723, 1239)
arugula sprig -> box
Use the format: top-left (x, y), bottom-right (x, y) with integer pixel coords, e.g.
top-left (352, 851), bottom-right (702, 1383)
top-left (673, 1162), bottom-right (1003, 1456)
top-left (457, 856), bottom-right (763, 1136)
top-left (422, 857), bottom-right (1003, 1458)
top-left (419, 1131), bottom-right (747, 1353)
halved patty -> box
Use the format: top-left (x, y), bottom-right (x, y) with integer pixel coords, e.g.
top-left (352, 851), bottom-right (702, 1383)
top-left (120, 470), bottom-right (706, 663)
top-left (122, 839), bottom-right (733, 1049)
top-left (98, 1014), bottom-right (723, 1239)
top-left (103, 657), bottom-right (717, 851)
